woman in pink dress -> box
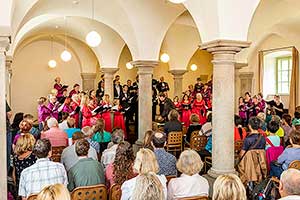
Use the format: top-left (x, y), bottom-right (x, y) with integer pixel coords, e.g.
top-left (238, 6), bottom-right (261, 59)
top-left (101, 94), bottom-right (113, 133)
top-left (192, 93), bottom-right (207, 125)
top-left (181, 94), bottom-right (192, 127)
top-left (37, 97), bottom-right (50, 131)
top-left (70, 94), bottom-right (81, 128)
top-left (112, 99), bottom-right (127, 139)
top-left (47, 95), bottom-right (61, 120)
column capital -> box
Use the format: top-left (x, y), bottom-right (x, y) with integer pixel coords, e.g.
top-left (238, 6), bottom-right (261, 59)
top-left (235, 62), bottom-right (248, 70)
top-left (131, 60), bottom-right (159, 68)
top-left (169, 69), bottom-right (187, 77)
top-left (80, 73), bottom-right (97, 80)
top-left (239, 72), bottom-right (254, 79)
top-left (101, 67), bottom-right (119, 74)
top-left (0, 36), bottom-right (10, 53)
top-left (200, 39), bottom-right (251, 55)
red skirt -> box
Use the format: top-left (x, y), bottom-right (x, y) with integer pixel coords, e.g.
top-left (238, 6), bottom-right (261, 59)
top-left (102, 112), bottom-right (112, 133)
top-left (113, 112), bottom-right (127, 139)
top-left (182, 109), bottom-right (191, 127)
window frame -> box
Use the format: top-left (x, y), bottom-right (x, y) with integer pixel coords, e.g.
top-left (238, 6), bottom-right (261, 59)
top-left (276, 56), bottom-right (292, 95)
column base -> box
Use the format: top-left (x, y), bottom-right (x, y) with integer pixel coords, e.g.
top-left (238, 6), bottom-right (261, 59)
top-left (207, 167), bottom-right (238, 178)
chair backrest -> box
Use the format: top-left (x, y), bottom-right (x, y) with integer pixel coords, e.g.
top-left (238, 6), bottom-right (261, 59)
top-left (27, 194), bottom-right (38, 200)
top-left (179, 196), bottom-right (209, 200)
top-left (71, 184), bottom-right (107, 200)
top-left (190, 135), bottom-right (207, 151)
top-left (167, 132), bottom-right (182, 147)
top-left (51, 146), bottom-right (66, 162)
top-left (289, 160), bottom-right (300, 170)
top-left (190, 131), bottom-right (200, 139)
top-left (166, 175), bottom-right (177, 185)
top-left (109, 184), bottom-right (121, 200)
top-left (182, 126), bottom-right (188, 136)
top-left (234, 140), bottom-right (244, 153)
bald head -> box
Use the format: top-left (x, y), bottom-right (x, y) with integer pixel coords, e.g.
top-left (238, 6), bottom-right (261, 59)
top-left (152, 132), bottom-right (166, 148)
top-left (280, 169), bottom-right (300, 197)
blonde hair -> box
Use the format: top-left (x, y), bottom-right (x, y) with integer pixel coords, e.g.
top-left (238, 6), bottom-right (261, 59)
top-left (131, 172), bottom-right (164, 200)
top-left (80, 95), bottom-right (89, 106)
top-left (134, 148), bottom-right (159, 174)
top-left (176, 149), bottom-right (203, 175)
top-left (37, 184), bottom-right (70, 200)
top-left (14, 134), bottom-right (36, 156)
top-left (190, 113), bottom-right (200, 123)
top-left (213, 174), bottom-right (246, 200)
top-left (257, 112), bottom-right (266, 121)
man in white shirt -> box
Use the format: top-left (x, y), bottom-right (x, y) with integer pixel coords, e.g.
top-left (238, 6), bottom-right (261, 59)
top-left (279, 168), bottom-right (300, 200)
top-left (61, 131), bottom-right (98, 171)
top-left (101, 128), bottom-right (124, 168)
top-left (19, 139), bottom-right (68, 199)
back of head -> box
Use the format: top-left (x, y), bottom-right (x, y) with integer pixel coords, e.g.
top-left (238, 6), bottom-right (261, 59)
top-left (152, 132), bottom-right (166, 148)
top-left (190, 114), bottom-right (200, 124)
top-left (19, 119), bottom-right (33, 133)
top-left (81, 126), bottom-right (93, 137)
top-left (290, 130), bottom-right (300, 145)
top-left (33, 139), bottom-right (52, 159)
top-left (14, 134), bottom-right (36, 156)
top-left (67, 117), bottom-right (75, 128)
top-left (282, 114), bottom-right (292, 126)
top-left (207, 112), bottom-right (212, 123)
top-left (131, 172), bottom-right (164, 200)
top-left (47, 117), bottom-right (58, 129)
top-left (257, 112), bottom-right (266, 122)
top-left (267, 120), bottom-right (280, 134)
top-left (111, 128), bottom-right (124, 144)
top-left (177, 149), bottom-right (203, 176)
top-left (248, 116), bottom-right (260, 131)
top-left (23, 114), bottom-right (34, 121)
top-left (94, 119), bottom-right (105, 133)
top-left (134, 148), bottom-right (159, 174)
top-left (143, 130), bottom-right (154, 150)
top-left (168, 109), bottom-right (179, 121)
top-left (72, 131), bottom-right (85, 142)
top-left (37, 183), bottom-right (70, 200)
top-left (213, 174), bottom-right (246, 200)
top-left (75, 139), bottom-right (90, 157)
top-left (280, 169), bottom-right (300, 197)
top-left (234, 115), bottom-right (243, 127)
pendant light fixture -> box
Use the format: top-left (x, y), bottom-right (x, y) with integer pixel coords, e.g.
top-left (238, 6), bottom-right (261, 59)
top-left (61, 16), bottom-right (72, 62)
top-left (48, 35), bottom-right (57, 68)
top-left (86, 0), bottom-right (101, 47)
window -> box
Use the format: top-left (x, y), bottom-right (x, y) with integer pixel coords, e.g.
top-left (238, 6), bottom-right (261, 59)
top-left (276, 56), bottom-right (292, 94)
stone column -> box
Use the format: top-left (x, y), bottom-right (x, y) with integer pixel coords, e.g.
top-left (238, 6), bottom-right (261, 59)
top-left (234, 63), bottom-right (247, 113)
top-left (81, 73), bottom-right (96, 92)
top-left (101, 68), bottom-right (119, 99)
top-left (6, 56), bottom-right (12, 105)
top-left (239, 72), bottom-right (254, 95)
top-left (132, 60), bottom-right (158, 143)
top-left (0, 36), bottom-right (9, 199)
top-left (200, 40), bottom-right (250, 177)
top-left (169, 69), bottom-right (187, 98)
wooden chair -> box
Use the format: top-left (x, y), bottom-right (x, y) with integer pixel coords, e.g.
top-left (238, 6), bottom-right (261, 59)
top-left (179, 196), bottom-right (209, 200)
top-left (167, 131), bottom-right (183, 155)
top-left (190, 135), bottom-right (207, 151)
top-left (182, 126), bottom-right (187, 137)
top-left (71, 184), bottom-right (107, 200)
top-left (204, 156), bottom-right (212, 173)
top-left (51, 146), bottom-right (66, 162)
top-left (109, 184), bottom-right (121, 200)
top-left (166, 175), bottom-right (177, 185)
top-left (27, 194), bottom-right (38, 200)
top-left (289, 160), bottom-right (300, 170)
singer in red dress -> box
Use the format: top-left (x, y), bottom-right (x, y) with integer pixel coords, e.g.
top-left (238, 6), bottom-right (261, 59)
top-left (112, 99), bottom-right (127, 139)
top-left (181, 94), bottom-right (192, 127)
top-left (192, 93), bottom-right (207, 125)
top-left (101, 94), bottom-right (113, 133)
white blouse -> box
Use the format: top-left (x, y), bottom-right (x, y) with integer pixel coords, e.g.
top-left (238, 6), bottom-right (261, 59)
top-left (121, 174), bottom-right (167, 200)
top-left (167, 173), bottom-right (209, 200)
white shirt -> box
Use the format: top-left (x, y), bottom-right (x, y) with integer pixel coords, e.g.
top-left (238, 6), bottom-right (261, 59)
top-left (280, 195), bottom-right (300, 200)
top-left (59, 120), bottom-right (69, 130)
top-left (167, 174), bottom-right (209, 200)
top-left (121, 174), bottom-right (167, 200)
top-left (101, 144), bottom-right (118, 168)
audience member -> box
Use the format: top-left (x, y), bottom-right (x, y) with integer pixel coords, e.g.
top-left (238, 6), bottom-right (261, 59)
top-left (23, 114), bottom-right (40, 139)
top-left (168, 150), bottom-right (209, 199)
top-left (199, 113), bottom-right (212, 136)
top-left (41, 118), bottom-right (68, 147)
top-left (67, 139), bottom-right (104, 191)
top-left (61, 131), bottom-right (97, 171)
top-left (37, 183), bottom-right (70, 200)
top-left (234, 115), bottom-right (247, 141)
top-left (132, 172), bottom-right (164, 200)
top-left (13, 119), bottom-right (33, 146)
top-left (212, 174), bottom-right (247, 200)
top-left (270, 130), bottom-right (300, 178)
top-left (81, 126), bottom-right (100, 153)
top-left (164, 109), bottom-right (182, 135)
top-left (18, 139), bottom-right (67, 198)
top-left (185, 114), bottom-right (202, 144)
top-left (58, 112), bottom-right (70, 130)
top-left (266, 120), bottom-right (281, 150)
top-left (152, 132), bottom-right (177, 176)
top-left (282, 114), bottom-right (292, 144)
top-left (121, 148), bottom-right (167, 200)
top-left (105, 141), bottom-right (136, 188)
top-left (101, 128), bottom-right (124, 169)
top-left (279, 169), bottom-right (300, 200)
top-left (64, 117), bottom-right (80, 141)
top-left (143, 130), bottom-right (154, 151)
top-left (92, 119), bottom-right (111, 152)
top-left (13, 134), bottom-right (37, 191)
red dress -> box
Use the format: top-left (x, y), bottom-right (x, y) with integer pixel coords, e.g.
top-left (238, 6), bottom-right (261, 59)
top-left (192, 99), bottom-right (207, 125)
top-left (181, 100), bottom-right (192, 127)
top-left (174, 102), bottom-right (182, 121)
top-left (70, 101), bottom-right (80, 127)
top-left (82, 105), bottom-right (93, 127)
top-left (102, 102), bottom-right (112, 133)
top-left (113, 105), bottom-right (127, 139)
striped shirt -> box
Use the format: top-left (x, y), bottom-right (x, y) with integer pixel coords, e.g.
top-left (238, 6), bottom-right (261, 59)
top-left (18, 158), bottom-right (68, 197)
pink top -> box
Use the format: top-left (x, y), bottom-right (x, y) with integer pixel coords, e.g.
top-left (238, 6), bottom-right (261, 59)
top-left (105, 163), bottom-right (115, 188)
top-left (41, 127), bottom-right (68, 147)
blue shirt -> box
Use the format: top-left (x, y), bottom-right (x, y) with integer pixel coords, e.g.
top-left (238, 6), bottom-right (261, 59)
top-left (205, 135), bottom-right (212, 153)
top-left (265, 135), bottom-right (280, 150)
top-left (64, 128), bottom-right (81, 138)
top-left (242, 133), bottom-right (266, 151)
top-left (154, 148), bottom-right (177, 176)
top-left (278, 148), bottom-right (300, 170)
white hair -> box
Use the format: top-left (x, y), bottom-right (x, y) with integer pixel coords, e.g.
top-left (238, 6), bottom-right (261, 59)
top-left (47, 117), bottom-right (58, 128)
top-left (281, 168), bottom-right (300, 196)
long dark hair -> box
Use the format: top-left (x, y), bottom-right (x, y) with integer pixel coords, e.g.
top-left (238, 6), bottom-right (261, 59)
top-left (11, 112), bottom-right (24, 129)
